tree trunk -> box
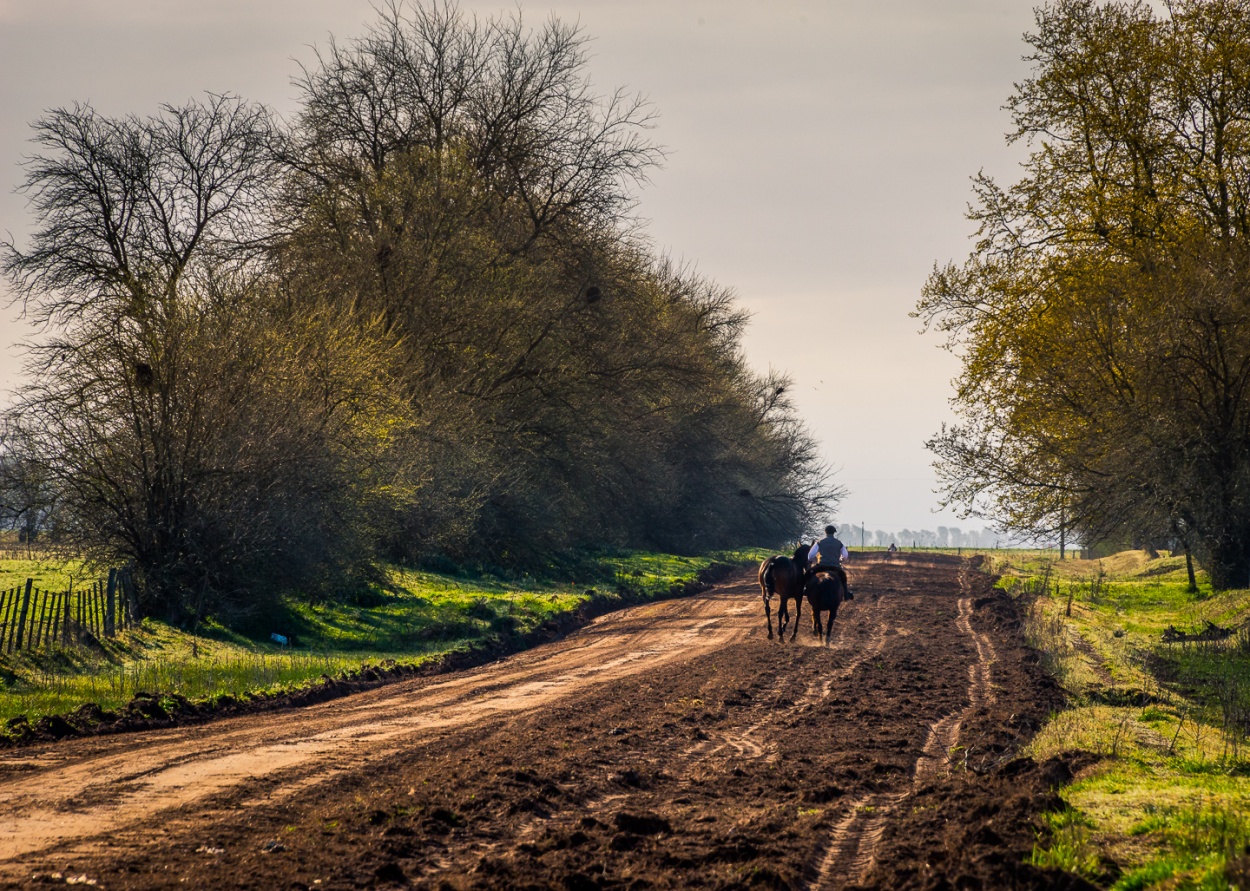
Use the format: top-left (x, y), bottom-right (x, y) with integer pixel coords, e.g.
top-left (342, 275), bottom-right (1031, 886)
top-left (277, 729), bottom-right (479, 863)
top-left (1199, 527), bottom-right (1250, 591)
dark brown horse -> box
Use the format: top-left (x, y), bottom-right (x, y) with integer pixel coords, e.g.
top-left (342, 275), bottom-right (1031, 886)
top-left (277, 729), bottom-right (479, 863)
top-left (759, 544), bottom-right (809, 641)
top-left (805, 568), bottom-right (851, 646)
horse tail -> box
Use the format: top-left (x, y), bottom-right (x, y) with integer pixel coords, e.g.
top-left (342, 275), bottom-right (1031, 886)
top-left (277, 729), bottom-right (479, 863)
top-left (763, 561), bottom-right (777, 595)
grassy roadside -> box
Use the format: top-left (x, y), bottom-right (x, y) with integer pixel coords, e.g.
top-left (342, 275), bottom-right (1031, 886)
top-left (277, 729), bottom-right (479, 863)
top-left (988, 550), bottom-right (1250, 890)
top-left (0, 548), bottom-right (769, 732)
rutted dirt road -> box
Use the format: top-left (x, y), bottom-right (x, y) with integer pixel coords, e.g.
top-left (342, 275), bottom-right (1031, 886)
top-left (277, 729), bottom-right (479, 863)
top-left (0, 554), bottom-right (1087, 890)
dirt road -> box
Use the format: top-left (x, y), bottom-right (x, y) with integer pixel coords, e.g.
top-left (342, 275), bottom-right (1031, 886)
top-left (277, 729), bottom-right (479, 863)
top-left (0, 554), bottom-right (1083, 890)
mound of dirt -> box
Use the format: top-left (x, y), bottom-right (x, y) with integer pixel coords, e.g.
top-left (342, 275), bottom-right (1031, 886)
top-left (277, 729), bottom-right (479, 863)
top-left (857, 754), bottom-right (1101, 891)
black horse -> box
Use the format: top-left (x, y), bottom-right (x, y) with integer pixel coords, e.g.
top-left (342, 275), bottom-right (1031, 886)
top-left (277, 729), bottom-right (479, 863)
top-left (759, 543), bottom-right (809, 642)
top-left (805, 567), bottom-right (851, 646)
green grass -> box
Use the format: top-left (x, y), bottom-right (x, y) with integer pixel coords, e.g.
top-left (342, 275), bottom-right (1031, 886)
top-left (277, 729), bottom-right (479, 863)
top-left (994, 549), bottom-right (1250, 889)
top-left (0, 547), bottom-right (765, 729)
top-left (1029, 807), bottom-right (1102, 877)
top-left (0, 554), bottom-right (89, 594)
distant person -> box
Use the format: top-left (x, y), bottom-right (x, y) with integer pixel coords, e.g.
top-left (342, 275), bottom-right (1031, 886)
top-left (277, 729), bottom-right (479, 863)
top-left (887, 542), bottom-right (898, 555)
top-left (808, 525), bottom-right (852, 596)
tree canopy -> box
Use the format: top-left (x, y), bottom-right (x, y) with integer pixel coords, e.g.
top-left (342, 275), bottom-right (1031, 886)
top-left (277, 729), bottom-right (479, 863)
top-left (1, 1), bottom-right (837, 620)
top-left (919, 0), bottom-right (1250, 588)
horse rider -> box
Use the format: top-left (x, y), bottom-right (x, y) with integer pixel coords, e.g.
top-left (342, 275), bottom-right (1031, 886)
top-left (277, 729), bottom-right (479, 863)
top-left (808, 524), bottom-right (852, 596)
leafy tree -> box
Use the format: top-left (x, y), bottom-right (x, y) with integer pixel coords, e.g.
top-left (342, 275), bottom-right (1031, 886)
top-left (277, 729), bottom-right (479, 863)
top-left (275, 0), bottom-right (835, 561)
top-left (919, 0), bottom-right (1250, 587)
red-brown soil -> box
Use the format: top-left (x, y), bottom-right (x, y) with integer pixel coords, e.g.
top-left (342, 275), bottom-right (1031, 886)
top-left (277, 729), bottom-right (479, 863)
top-left (0, 554), bottom-right (1092, 890)
top-left (3, 568), bottom-right (736, 749)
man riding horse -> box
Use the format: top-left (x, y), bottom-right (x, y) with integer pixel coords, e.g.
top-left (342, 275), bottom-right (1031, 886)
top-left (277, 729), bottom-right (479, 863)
top-left (807, 524), bottom-right (852, 598)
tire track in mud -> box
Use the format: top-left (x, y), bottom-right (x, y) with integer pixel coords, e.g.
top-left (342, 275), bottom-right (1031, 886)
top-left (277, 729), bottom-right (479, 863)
top-left (681, 612), bottom-right (891, 766)
top-left (808, 562), bottom-right (998, 890)
top-left (412, 566), bottom-right (898, 888)
top-left (417, 666), bottom-right (801, 889)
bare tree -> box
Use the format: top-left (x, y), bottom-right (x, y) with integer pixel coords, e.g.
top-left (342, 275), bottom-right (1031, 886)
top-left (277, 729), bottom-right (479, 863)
top-left (0, 423), bottom-right (59, 549)
top-left (2, 96), bottom-right (414, 618)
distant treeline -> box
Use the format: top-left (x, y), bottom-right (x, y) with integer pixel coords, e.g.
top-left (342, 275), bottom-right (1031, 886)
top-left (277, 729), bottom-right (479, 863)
top-left (834, 527), bottom-right (994, 550)
top-left (0, 2), bottom-right (836, 623)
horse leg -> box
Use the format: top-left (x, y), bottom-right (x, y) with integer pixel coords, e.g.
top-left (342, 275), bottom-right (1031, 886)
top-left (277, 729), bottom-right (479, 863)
top-left (760, 579), bottom-right (771, 638)
top-left (790, 594), bottom-right (801, 642)
top-left (825, 600), bottom-right (842, 646)
top-left (777, 597), bottom-right (788, 641)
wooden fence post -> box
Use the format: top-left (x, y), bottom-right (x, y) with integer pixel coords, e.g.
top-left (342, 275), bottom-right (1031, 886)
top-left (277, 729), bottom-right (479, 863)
top-left (10, 586), bottom-right (24, 653)
top-left (35, 590), bottom-right (48, 649)
top-left (106, 568), bottom-right (117, 637)
top-left (0, 589), bottom-right (11, 654)
top-left (31, 589), bottom-right (44, 649)
top-left (49, 590), bottom-right (61, 646)
top-left (63, 586), bottom-right (73, 644)
top-left (42, 591), bottom-right (58, 649)
top-left (0, 589), bottom-right (11, 653)
top-left (38, 591), bottom-right (50, 649)
top-left (125, 570), bottom-right (138, 628)
top-left (14, 579), bottom-right (32, 651)
top-left (4, 587), bottom-right (18, 654)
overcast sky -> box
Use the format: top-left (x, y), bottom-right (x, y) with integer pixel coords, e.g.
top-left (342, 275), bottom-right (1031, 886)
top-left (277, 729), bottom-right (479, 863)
top-left (0, 0), bottom-right (1039, 536)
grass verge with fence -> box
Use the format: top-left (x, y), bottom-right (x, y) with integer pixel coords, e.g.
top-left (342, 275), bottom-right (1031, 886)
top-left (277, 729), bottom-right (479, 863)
top-left (987, 549), bottom-right (1250, 889)
top-left (0, 548), bottom-right (768, 734)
